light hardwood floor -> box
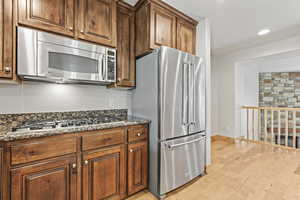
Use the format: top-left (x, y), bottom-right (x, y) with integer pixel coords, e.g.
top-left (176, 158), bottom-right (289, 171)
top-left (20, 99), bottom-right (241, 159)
top-left (127, 140), bottom-right (300, 200)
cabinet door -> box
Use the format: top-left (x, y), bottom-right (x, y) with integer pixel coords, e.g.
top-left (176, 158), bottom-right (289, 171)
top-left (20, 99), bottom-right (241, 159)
top-left (127, 141), bottom-right (148, 196)
top-left (116, 3), bottom-right (135, 87)
top-left (82, 145), bottom-right (126, 200)
top-left (177, 19), bottom-right (196, 55)
top-left (11, 156), bottom-right (77, 200)
top-left (150, 4), bottom-right (176, 50)
top-left (78, 0), bottom-right (117, 47)
top-left (17, 0), bottom-right (74, 36)
top-left (0, 148), bottom-right (2, 200)
top-left (0, 0), bottom-right (13, 78)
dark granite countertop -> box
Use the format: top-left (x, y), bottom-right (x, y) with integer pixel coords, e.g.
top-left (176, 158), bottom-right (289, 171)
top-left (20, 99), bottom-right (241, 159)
top-left (0, 116), bottom-right (150, 142)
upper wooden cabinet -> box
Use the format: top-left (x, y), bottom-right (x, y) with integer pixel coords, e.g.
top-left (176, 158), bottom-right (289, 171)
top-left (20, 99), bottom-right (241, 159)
top-left (17, 0), bottom-right (117, 47)
top-left (11, 156), bottom-right (77, 200)
top-left (17, 0), bottom-right (75, 36)
top-left (177, 18), bottom-right (196, 55)
top-left (115, 2), bottom-right (135, 87)
top-left (150, 4), bottom-right (176, 50)
top-left (0, 0), bottom-right (14, 79)
top-left (77, 0), bottom-right (117, 47)
top-left (135, 0), bottom-right (198, 57)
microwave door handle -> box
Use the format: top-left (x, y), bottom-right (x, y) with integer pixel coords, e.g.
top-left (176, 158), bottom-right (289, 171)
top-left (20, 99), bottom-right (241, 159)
top-left (101, 55), bottom-right (105, 81)
top-left (104, 56), bottom-right (107, 81)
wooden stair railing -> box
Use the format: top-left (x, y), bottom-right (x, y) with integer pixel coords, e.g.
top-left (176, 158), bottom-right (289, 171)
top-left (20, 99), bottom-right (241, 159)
top-left (241, 106), bottom-right (299, 148)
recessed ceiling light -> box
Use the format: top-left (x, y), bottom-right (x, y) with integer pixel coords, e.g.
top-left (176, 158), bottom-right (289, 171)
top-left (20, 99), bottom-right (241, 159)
top-left (257, 29), bottom-right (271, 36)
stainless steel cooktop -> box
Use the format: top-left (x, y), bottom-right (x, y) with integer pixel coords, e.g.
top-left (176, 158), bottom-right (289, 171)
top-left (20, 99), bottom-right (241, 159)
top-left (12, 117), bottom-right (119, 132)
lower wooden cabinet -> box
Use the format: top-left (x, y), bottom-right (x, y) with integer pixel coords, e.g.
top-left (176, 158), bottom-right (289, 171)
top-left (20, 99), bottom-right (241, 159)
top-left (82, 145), bottom-right (126, 200)
top-left (11, 156), bottom-right (77, 200)
top-left (2, 125), bottom-right (148, 200)
top-left (127, 141), bottom-right (148, 196)
top-left (0, 148), bottom-right (2, 200)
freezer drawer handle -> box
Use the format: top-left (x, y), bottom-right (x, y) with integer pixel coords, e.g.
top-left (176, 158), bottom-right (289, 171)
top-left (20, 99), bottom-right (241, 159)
top-left (166, 137), bottom-right (204, 149)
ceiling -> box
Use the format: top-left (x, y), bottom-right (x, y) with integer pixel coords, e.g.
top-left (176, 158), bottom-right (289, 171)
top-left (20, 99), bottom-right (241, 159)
top-left (123, 0), bottom-right (300, 54)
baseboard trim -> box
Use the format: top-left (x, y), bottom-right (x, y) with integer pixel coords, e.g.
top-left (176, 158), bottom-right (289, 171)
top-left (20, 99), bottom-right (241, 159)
top-left (211, 135), bottom-right (235, 143)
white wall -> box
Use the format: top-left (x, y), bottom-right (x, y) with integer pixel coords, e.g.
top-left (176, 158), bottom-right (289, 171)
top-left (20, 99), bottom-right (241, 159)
top-left (212, 35), bottom-right (300, 138)
top-left (197, 18), bottom-right (212, 165)
top-left (235, 51), bottom-right (300, 138)
top-left (0, 81), bottom-right (132, 114)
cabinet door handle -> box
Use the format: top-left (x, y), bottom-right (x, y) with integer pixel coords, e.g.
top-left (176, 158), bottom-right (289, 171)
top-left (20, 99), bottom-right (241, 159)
top-left (69, 27), bottom-right (73, 31)
top-left (80, 30), bottom-right (84, 33)
top-left (71, 163), bottom-right (77, 174)
top-left (4, 67), bottom-right (11, 73)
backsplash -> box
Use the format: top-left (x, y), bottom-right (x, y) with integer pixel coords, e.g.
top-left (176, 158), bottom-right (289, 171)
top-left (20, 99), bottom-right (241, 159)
top-left (259, 72), bottom-right (300, 107)
top-left (0, 81), bottom-right (132, 114)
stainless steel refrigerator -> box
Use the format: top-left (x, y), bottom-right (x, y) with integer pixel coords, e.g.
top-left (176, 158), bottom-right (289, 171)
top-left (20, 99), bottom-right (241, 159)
top-left (132, 46), bottom-right (206, 199)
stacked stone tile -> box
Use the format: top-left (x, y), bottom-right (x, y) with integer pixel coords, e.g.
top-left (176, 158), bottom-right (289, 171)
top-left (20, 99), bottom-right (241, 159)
top-left (259, 72), bottom-right (300, 107)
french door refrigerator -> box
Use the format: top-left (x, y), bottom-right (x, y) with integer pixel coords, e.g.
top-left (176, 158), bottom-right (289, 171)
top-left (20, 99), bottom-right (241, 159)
top-left (132, 46), bottom-right (206, 199)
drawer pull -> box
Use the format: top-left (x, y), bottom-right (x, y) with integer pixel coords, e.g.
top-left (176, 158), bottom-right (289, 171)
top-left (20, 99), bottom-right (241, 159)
top-left (4, 67), bottom-right (11, 73)
top-left (137, 133), bottom-right (142, 137)
top-left (84, 160), bottom-right (89, 165)
top-left (69, 27), bottom-right (73, 31)
top-left (72, 163), bottom-right (76, 169)
top-left (80, 30), bottom-right (84, 33)
top-left (130, 149), bottom-right (133, 153)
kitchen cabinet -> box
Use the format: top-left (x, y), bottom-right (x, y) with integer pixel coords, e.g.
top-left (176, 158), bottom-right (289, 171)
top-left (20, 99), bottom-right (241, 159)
top-left (177, 18), bottom-right (197, 55)
top-left (77, 0), bottom-right (117, 47)
top-left (17, 0), bottom-right (117, 47)
top-left (11, 156), bottom-right (77, 200)
top-left (17, 0), bottom-right (75, 36)
top-left (150, 4), bottom-right (176, 50)
top-left (0, 0), bottom-right (14, 79)
top-left (114, 2), bottom-right (136, 87)
top-left (1, 125), bottom-right (148, 200)
top-left (135, 0), bottom-right (198, 57)
top-left (0, 148), bottom-right (2, 200)
top-left (82, 145), bottom-right (126, 200)
top-left (127, 141), bottom-right (148, 196)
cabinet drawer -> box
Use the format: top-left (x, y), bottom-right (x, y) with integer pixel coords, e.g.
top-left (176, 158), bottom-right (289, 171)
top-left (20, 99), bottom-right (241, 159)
top-left (128, 125), bottom-right (148, 143)
top-left (82, 128), bottom-right (125, 151)
top-left (11, 136), bottom-right (77, 165)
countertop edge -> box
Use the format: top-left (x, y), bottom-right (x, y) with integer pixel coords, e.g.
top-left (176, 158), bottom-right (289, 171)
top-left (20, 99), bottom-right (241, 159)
top-left (0, 120), bottom-right (150, 142)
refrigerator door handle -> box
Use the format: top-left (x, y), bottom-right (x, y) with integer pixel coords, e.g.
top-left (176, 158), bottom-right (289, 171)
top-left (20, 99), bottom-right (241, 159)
top-left (165, 137), bottom-right (204, 149)
top-left (189, 63), bottom-right (196, 126)
top-left (192, 63), bottom-right (196, 125)
top-left (182, 63), bottom-right (189, 127)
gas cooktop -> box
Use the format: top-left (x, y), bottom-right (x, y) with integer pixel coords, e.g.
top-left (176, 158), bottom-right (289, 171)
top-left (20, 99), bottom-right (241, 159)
top-left (12, 117), bottom-right (123, 132)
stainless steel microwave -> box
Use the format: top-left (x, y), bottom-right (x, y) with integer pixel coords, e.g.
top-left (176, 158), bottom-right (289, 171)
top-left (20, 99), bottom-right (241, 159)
top-left (17, 27), bottom-right (116, 84)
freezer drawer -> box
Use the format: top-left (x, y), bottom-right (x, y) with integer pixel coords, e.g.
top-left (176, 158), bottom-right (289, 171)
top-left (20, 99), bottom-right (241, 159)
top-left (160, 133), bottom-right (205, 195)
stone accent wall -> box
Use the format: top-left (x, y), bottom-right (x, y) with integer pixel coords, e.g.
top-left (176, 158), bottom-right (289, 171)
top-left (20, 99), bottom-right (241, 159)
top-left (259, 72), bottom-right (300, 107)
